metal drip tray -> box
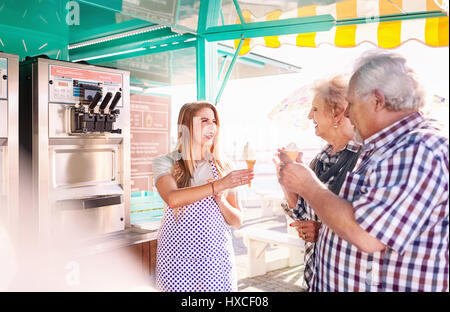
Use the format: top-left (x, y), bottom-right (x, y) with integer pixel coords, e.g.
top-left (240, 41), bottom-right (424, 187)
top-left (57, 194), bottom-right (122, 210)
top-left (54, 195), bottom-right (125, 237)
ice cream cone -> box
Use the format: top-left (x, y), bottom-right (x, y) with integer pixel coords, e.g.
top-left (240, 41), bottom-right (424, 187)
top-left (285, 142), bottom-right (299, 162)
top-left (243, 142), bottom-right (256, 187)
top-left (285, 151), bottom-right (298, 162)
top-left (246, 159), bottom-right (256, 187)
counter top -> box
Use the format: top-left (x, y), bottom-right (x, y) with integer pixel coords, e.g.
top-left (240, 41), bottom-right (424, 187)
top-left (72, 228), bottom-right (158, 258)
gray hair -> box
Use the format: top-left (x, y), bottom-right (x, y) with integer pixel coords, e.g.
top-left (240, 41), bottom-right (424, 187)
top-left (350, 51), bottom-right (425, 111)
top-left (312, 75), bottom-right (349, 114)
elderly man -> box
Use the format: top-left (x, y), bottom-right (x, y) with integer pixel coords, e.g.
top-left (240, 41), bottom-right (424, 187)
top-left (279, 51), bottom-right (449, 292)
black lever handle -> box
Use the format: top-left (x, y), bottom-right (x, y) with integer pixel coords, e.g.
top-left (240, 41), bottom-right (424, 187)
top-left (109, 92), bottom-right (122, 111)
top-left (99, 92), bottom-right (113, 110)
top-left (88, 92), bottom-right (102, 111)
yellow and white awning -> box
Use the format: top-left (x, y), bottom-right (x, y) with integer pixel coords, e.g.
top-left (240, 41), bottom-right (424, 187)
top-left (234, 0), bottom-right (449, 54)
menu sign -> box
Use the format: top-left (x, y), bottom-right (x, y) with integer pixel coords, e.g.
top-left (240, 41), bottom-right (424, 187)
top-left (130, 93), bottom-right (170, 192)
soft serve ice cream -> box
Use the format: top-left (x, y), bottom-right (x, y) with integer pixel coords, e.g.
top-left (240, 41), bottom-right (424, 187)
top-left (285, 142), bottom-right (299, 161)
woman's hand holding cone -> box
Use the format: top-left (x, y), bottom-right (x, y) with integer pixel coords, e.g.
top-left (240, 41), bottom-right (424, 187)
top-left (215, 169), bottom-right (254, 192)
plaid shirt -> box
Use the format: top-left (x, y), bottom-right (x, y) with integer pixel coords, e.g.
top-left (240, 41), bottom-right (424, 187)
top-left (312, 112), bottom-right (449, 292)
top-left (294, 142), bottom-right (361, 221)
top-left (294, 142), bottom-right (360, 290)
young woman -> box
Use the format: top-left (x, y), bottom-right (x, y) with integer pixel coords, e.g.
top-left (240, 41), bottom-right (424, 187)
top-left (153, 101), bottom-right (253, 292)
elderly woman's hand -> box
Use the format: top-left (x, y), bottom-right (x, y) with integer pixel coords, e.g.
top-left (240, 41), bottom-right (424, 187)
top-left (290, 220), bottom-right (322, 243)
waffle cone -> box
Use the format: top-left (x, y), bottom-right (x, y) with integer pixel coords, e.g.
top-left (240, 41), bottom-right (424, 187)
top-left (246, 160), bottom-right (256, 187)
top-left (285, 151), bottom-right (298, 161)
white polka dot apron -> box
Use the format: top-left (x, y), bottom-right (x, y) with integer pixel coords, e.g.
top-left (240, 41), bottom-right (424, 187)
top-left (155, 161), bottom-right (237, 292)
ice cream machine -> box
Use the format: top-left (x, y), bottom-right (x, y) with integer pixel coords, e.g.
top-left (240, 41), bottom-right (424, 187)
top-left (0, 52), bottom-right (19, 233)
top-left (19, 56), bottom-right (131, 242)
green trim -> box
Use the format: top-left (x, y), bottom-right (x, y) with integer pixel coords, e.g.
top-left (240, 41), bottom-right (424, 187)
top-left (69, 19), bottom-right (155, 44)
top-left (336, 10), bottom-right (447, 26)
top-left (217, 55), bottom-right (228, 80)
top-left (215, 38), bottom-right (244, 105)
top-left (196, 0), bottom-right (221, 102)
top-left (69, 27), bottom-right (180, 61)
top-left (217, 50), bottom-right (265, 68)
top-left (202, 14), bottom-right (334, 41)
top-left (77, 0), bottom-right (122, 12)
top-left (198, 0), bottom-right (222, 33)
top-left (220, 8), bottom-right (225, 26)
top-left (202, 10), bottom-right (447, 42)
top-left (232, 0), bottom-right (245, 24)
top-left (217, 43), bottom-right (300, 71)
top-left (196, 39), bottom-right (205, 100)
top-left (196, 38), bottom-right (219, 102)
top-left (0, 24), bottom-right (67, 44)
top-left (175, 0), bottom-right (181, 25)
top-left (85, 40), bottom-right (196, 64)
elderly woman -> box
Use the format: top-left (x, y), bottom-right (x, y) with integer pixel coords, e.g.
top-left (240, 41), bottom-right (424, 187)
top-left (276, 75), bottom-right (361, 291)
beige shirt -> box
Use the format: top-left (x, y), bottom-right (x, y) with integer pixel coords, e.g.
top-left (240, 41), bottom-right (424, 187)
top-left (153, 152), bottom-right (214, 187)
top-left (152, 152), bottom-right (237, 195)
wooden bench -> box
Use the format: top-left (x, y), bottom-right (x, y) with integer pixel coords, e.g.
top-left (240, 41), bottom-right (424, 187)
top-left (257, 194), bottom-right (284, 218)
top-left (234, 228), bottom-right (305, 278)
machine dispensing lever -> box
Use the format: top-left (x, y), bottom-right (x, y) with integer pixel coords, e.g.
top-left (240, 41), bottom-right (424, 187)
top-left (99, 92), bottom-right (113, 111)
top-left (88, 92), bottom-right (102, 112)
top-left (108, 91), bottom-right (122, 111)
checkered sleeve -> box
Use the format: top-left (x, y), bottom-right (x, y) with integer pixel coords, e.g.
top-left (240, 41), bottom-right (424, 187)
top-left (353, 141), bottom-right (448, 255)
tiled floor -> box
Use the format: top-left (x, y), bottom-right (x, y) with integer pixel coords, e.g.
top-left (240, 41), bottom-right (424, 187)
top-left (237, 265), bottom-right (306, 292)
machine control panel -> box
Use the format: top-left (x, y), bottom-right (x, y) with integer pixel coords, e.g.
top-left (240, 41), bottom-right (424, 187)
top-left (48, 65), bottom-right (124, 135)
top-left (0, 58), bottom-right (7, 100)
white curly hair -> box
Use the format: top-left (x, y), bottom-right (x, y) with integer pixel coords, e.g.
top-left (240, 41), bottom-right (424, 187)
top-left (349, 50), bottom-right (426, 111)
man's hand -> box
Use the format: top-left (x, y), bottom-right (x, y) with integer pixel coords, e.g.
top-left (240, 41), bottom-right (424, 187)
top-left (278, 159), bottom-right (319, 196)
top-left (290, 220), bottom-right (322, 243)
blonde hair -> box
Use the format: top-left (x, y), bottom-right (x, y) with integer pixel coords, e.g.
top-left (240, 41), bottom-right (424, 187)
top-left (312, 75), bottom-right (349, 116)
top-left (172, 101), bottom-right (231, 188)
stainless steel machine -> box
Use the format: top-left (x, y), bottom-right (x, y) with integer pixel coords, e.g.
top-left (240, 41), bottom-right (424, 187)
top-left (19, 56), bottom-right (131, 243)
top-left (0, 52), bottom-right (19, 234)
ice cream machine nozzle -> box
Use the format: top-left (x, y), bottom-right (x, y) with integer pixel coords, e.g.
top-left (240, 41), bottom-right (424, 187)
top-left (71, 90), bottom-right (122, 134)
